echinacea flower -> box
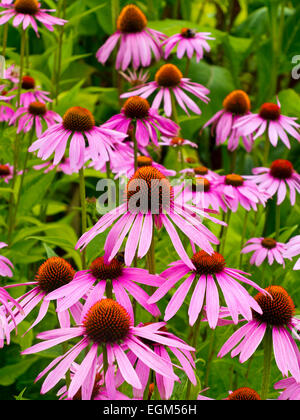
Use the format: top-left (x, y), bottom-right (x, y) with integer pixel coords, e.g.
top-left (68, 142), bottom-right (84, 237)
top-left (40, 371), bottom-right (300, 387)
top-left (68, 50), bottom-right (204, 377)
top-left (45, 256), bottom-right (164, 320)
top-left (174, 177), bottom-right (226, 212)
top-left (198, 387), bottom-right (261, 401)
top-left (0, 242), bottom-right (13, 277)
top-left (28, 106), bottom-right (128, 172)
top-left (0, 288), bottom-right (24, 347)
top-left (274, 376), bottom-right (300, 400)
top-left (113, 154), bottom-right (176, 180)
top-left (0, 84), bottom-right (15, 122)
top-left (148, 250), bottom-right (267, 329)
top-left (159, 135), bottom-right (198, 149)
top-left (241, 237), bottom-right (287, 267)
top-left (103, 96), bottom-right (179, 150)
top-left (233, 99), bottom-right (300, 149)
top-left (17, 75), bottom-right (52, 107)
top-left (180, 165), bottom-right (221, 181)
top-left (0, 163), bottom-right (13, 183)
top-left (9, 101), bottom-right (62, 136)
top-left (8, 257), bottom-right (82, 334)
top-left (218, 286), bottom-right (300, 381)
top-left (248, 160), bottom-right (300, 206)
top-left (124, 323), bottom-right (196, 400)
top-left (96, 4), bottom-right (165, 71)
top-left (284, 235), bottom-right (300, 270)
top-left (33, 157), bottom-right (77, 175)
top-left (121, 63), bottom-right (210, 117)
top-left (0, 0), bottom-right (67, 36)
top-left (22, 298), bottom-right (193, 399)
top-left (4, 63), bottom-right (19, 84)
top-left (119, 69), bottom-right (150, 87)
top-left (216, 173), bottom-right (269, 212)
top-left (163, 28), bottom-right (214, 62)
top-left (76, 166), bottom-right (223, 269)
top-left (203, 90), bottom-right (254, 152)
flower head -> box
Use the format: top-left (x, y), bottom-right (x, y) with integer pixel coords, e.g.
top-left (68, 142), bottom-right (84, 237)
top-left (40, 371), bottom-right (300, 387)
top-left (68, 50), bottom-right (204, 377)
top-left (248, 160), bottom-right (300, 205)
top-left (233, 99), bottom-right (300, 149)
top-left (218, 286), bottom-right (300, 381)
top-left (274, 377), bottom-right (300, 400)
top-left (241, 237), bottom-right (287, 267)
top-left (148, 250), bottom-right (267, 329)
top-left (163, 28), bottom-right (214, 62)
top-left (0, 1), bottom-right (67, 36)
top-left (28, 106), bottom-right (128, 171)
top-left (284, 235), bottom-right (300, 270)
top-left (203, 90), bottom-right (254, 152)
top-left (198, 387), bottom-right (261, 400)
top-left (121, 63), bottom-right (210, 117)
top-left (96, 4), bottom-right (165, 71)
top-left (0, 163), bottom-right (13, 184)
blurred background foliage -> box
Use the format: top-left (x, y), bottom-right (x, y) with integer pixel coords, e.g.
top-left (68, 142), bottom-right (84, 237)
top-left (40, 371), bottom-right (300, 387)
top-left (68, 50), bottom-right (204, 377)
top-left (0, 0), bottom-right (299, 400)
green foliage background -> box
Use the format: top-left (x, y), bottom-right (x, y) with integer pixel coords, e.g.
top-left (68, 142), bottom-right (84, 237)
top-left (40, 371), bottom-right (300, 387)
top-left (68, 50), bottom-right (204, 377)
top-left (0, 0), bottom-right (299, 400)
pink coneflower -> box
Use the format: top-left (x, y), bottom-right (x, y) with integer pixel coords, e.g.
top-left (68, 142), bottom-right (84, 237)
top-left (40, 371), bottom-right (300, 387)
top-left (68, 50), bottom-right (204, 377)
top-left (148, 251), bottom-right (266, 329)
top-left (180, 165), bottom-right (220, 181)
top-left (217, 173), bottom-right (269, 212)
top-left (203, 90), bottom-right (254, 152)
top-left (0, 163), bottom-right (13, 183)
top-left (113, 154), bottom-right (176, 179)
top-left (96, 4), bottom-right (165, 71)
top-left (56, 362), bottom-right (131, 401)
top-left (4, 63), bottom-right (19, 84)
top-left (248, 160), bottom-right (300, 205)
top-left (9, 101), bottom-right (62, 136)
top-left (0, 288), bottom-right (24, 347)
top-left (126, 323), bottom-right (196, 400)
top-left (0, 0), bottom-right (67, 36)
top-left (0, 84), bottom-right (15, 122)
top-left (22, 298), bottom-right (193, 399)
top-left (159, 135), bottom-right (198, 149)
top-left (45, 256), bottom-right (164, 320)
top-left (119, 69), bottom-right (150, 87)
top-left (103, 96), bottom-right (179, 150)
top-left (218, 285), bottom-right (300, 381)
top-left (163, 28), bottom-right (214, 62)
top-left (8, 257), bottom-right (82, 334)
top-left (241, 237), bottom-right (287, 267)
top-left (15, 75), bottom-right (52, 107)
top-left (174, 177), bottom-right (227, 212)
top-left (233, 99), bottom-right (300, 149)
top-left (198, 387), bottom-right (261, 400)
top-left (284, 235), bottom-right (300, 270)
top-left (274, 376), bottom-right (300, 400)
top-left (76, 166), bottom-right (223, 269)
top-left (0, 242), bottom-right (13, 277)
top-left (28, 106), bottom-right (128, 172)
top-left (121, 63), bottom-right (210, 117)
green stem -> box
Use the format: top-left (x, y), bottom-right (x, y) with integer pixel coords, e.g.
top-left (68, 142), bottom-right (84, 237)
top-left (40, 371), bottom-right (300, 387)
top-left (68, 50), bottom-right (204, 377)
top-left (2, 23), bottom-right (8, 56)
top-left (133, 125), bottom-right (138, 173)
top-left (275, 204), bottom-right (280, 241)
top-left (146, 226), bottom-right (156, 276)
top-left (203, 329), bottom-right (216, 389)
top-left (111, 0), bottom-right (119, 32)
top-left (106, 279), bottom-right (113, 299)
top-left (171, 92), bottom-right (179, 125)
top-left (55, 0), bottom-right (67, 105)
top-left (261, 327), bottom-right (273, 400)
top-left (103, 345), bottom-right (108, 380)
top-left (79, 168), bottom-right (87, 269)
top-left (268, 1), bottom-right (280, 98)
top-left (263, 130), bottom-right (270, 166)
top-left (239, 210), bottom-right (249, 268)
top-left (220, 210), bottom-right (232, 255)
top-left (184, 57), bottom-right (191, 78)
top-left (186, 310), bottom-right (202, 400)
top-left (229, 149), bottom-right (237, 173)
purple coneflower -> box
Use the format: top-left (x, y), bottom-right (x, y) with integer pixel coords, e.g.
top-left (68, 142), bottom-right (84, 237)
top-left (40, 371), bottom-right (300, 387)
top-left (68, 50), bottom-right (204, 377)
top-left (119, 69), bottom-right (150, 87)
top-left (217, 173), bottom-right (269, 212)
top-left (163, 28), bottom-right (214, 62)
top-left (241, 237), bottom-right (287, 267)
top-left (45, 256), bottom-right (164, 320)
top-left (76, 166), bottom-right (223, 269)
top-left (233, 99), bottom-right (300, 148)
top-left (0, 84), bottom-right (15, 122)
top-left (22, 298), bottom-right (193, 399)
top-left (0, 242), bottom-right (13, 277)
top-left (159, 135), bottom-right (198, 149)
top-left (9, 101), bottom-right (62, 136)
top-left (284, 235), bottom-right (300, 270)
top-left (180, 165), bottom-right (220, 181)
top-left (125, 323), bottom-right (196, 400)
top-left (0, 163), bottom-right (13, 184)
top-left (203, 90), bottom-right (254, 152)
top-left (28, 106), bottom-right (128, 172)
top-left (17, 75), bottom-right (52, 107)
top-left (121, 63), bottom-right (210, 117)
top-left (274, 376), bottom-right (300, 400)
top-left (248, 160), bottom-right (300, 205)
top-left (4, 63), bottom-right (19, 84)
top-left (103, 96), bottom-right (179, 150)
top-left (198, 387), bottom-right (261, 400)
top-left (96, 4), bottom-right (165, 71)
top-left (218, 285), bottom-right (300, 381)
top-left (0, 0), bottom-right (67, 36)
top-left (33, 157), bottom-right (77, 175)
top-left (148, 250), bottom-right (266, 329)
top-left (8, 257), bottom-right (82, 334)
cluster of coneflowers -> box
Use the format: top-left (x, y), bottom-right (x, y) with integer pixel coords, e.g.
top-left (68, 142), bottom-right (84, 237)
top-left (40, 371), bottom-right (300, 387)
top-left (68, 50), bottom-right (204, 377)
top-left (0, 1), bottom-right (299, 401)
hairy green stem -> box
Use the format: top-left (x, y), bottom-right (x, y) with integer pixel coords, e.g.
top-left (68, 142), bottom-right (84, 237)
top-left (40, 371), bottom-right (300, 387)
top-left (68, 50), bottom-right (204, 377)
top-left (261, 327), bottom-right (273, 400)
top-left (79, 168), bottom-right (87, 269)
